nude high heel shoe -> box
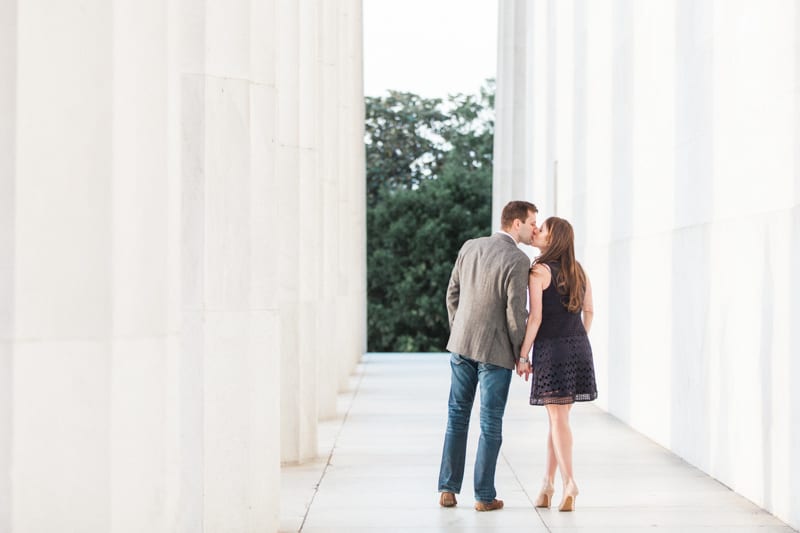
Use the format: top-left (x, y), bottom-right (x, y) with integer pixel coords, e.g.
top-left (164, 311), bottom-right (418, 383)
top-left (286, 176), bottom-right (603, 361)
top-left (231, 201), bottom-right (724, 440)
top-left (534, 481), bottom-right (555, 508)
top-left (558, 481), bottom-right (579, 512)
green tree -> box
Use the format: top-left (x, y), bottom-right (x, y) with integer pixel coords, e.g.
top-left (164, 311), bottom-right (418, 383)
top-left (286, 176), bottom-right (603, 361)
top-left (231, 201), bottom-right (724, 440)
top-left (364, 91), bottom-right (448, 207)
top-left (366, 81), bottom-right (495, 352)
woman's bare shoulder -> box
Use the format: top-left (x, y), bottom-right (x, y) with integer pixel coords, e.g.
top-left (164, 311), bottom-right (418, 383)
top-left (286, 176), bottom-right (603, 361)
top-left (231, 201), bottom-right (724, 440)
top-left (530, 262), bottom-right (551, 275)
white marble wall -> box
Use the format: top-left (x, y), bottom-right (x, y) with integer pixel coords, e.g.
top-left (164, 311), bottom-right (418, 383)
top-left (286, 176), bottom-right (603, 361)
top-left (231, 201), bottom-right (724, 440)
top-left (495, 0), bottom-right (800, 529)
top-left (1, 0), bottom-right (365, 531)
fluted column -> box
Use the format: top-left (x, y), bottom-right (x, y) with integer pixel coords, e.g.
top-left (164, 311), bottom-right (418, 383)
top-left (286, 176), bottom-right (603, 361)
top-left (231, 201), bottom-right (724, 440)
top-left (249, 0), bottom-right (281, 529)
top-left (317, 0), bottom-right (342, 420)
top-left (337, 0), bottom-right (367, 388)
top-left (352, 0), bottom-right (367, 369)
top-left (492, 0), bottom-right (514, 226)
top-left (170, 0), bottom-right (206, 528)
top-left (277, 0), bottom-right (318, 463)
top-left (492, 0), bottom-right (543, 227)
top-left (197, 0), bottom-right (278, 527)
top-left (296, 0), bottom-right (322, 456)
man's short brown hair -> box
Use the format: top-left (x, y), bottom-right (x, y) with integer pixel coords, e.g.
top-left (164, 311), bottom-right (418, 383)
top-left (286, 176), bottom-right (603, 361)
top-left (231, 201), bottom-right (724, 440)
top-left (500, 201), bottom-right (538, 229)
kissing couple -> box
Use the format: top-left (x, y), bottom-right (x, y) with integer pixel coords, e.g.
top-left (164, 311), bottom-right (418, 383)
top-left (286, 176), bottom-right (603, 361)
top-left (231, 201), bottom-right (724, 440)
top-left (437, 200), bottom-right (598, 513)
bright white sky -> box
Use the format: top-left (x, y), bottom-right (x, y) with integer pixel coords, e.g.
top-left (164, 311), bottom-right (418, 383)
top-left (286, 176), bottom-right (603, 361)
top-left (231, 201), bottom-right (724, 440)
top-left (363, 0), bottom-right (498, 99)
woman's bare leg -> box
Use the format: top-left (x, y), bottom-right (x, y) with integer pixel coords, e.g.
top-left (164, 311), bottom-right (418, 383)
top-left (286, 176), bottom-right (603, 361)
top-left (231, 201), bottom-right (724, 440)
top-left (545, 430), bottom-right (558, 484)
top-left (545, 404), bottom-right (574, 485)
top-left (534, 428), bottom-right (558, 507)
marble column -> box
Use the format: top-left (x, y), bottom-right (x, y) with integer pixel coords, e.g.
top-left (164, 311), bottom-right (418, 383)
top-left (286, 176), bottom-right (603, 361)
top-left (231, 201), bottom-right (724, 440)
top-left (351, 0), bottom-right (368, 371)
top-left (249, 0), bottom-right (281, 528)
top-left (492, 0), bottom-right (544, 226)
top-left (170, 0), bottom-right (206, 527)
top-left (337, 0), bottom-right (367, 388)
top-left (196, 0), bottom-right (278, 527)
top-left (296, 0), bottom-right (322, 459)
top-left (317, 0), bottom-right (342, 420)
top-left (109, 0), bottom-right (171, 531)
top-left (277, 0), bottom-right (313, 464)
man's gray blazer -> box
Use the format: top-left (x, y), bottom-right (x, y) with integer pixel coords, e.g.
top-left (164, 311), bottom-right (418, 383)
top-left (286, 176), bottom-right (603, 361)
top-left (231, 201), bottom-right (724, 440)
top-left (445, 232), bottom-right (531, 370)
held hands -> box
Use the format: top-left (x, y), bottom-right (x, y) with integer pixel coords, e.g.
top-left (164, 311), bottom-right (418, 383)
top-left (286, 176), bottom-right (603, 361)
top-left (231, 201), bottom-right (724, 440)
top-left (516, 357), bottom-right (532, 381)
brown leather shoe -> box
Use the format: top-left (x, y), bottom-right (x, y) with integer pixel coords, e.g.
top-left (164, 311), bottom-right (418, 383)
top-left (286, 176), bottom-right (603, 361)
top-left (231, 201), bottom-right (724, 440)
top-left (474, 499), bottom-right (504, 511)
top-left (439, 492), bottom-right (457, 507)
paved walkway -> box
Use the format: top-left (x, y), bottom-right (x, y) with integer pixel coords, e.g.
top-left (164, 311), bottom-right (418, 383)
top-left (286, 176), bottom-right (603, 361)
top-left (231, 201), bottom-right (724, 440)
top-left (280, 354), bottom-right (795, 532)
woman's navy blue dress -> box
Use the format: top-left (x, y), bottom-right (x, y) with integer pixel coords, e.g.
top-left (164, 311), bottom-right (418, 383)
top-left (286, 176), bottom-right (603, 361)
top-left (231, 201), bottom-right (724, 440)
top-left (530, 261), bottom-right (598, 405)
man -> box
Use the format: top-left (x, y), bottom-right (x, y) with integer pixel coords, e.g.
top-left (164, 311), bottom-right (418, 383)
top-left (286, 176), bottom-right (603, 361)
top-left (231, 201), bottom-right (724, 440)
top-left (438, 200), bottom-right (538, 511)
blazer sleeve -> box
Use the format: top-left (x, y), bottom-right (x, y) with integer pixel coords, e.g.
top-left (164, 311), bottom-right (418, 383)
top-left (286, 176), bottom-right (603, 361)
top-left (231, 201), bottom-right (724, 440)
top-left (506, 255), bottom-right (531, 359)
top-left (446, 248), bottom-right (463, 329)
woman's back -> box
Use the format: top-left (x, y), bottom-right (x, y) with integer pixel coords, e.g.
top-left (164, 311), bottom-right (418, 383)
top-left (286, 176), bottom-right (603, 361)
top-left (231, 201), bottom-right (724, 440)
top-left (537, 261), bottom-right (586, 339)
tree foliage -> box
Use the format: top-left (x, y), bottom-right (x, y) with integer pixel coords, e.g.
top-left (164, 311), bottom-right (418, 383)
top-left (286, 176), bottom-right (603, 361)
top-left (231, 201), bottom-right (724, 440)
top-left (365, 92), bottom-right (447, 207)
top-left (366, 81), bottom-right (495, 352)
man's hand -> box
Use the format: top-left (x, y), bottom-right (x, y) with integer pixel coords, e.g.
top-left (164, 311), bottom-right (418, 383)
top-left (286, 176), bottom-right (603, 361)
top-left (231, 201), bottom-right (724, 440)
top-left (516, 359), bottom-right (532, 381)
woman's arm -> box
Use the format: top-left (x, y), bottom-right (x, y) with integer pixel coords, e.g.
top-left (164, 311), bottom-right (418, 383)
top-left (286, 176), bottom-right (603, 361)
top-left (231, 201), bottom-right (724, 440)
top-left (582, 275), bottom-right (594, 334)
top-left (519, 264), bottom-right (550, 359)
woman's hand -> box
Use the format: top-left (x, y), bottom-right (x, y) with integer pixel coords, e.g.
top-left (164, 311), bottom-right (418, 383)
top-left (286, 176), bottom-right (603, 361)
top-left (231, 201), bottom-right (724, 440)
top-left (516, 357), bottom-right (532, 381)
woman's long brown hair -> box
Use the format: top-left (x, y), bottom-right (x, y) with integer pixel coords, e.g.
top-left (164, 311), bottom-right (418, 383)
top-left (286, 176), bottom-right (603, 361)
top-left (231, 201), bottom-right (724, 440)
top-left (533, 217), bottom-right (587, 313)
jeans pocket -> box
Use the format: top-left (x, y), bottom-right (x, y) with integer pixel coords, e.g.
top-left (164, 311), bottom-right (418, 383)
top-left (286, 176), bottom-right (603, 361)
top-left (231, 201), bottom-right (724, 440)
top-left (450, 353), bottom-right (464, 365)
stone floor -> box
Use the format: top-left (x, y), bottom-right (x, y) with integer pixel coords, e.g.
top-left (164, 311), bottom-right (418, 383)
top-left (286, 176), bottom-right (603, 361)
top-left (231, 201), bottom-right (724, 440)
top-left (280, 354), bottom-right (796, 532)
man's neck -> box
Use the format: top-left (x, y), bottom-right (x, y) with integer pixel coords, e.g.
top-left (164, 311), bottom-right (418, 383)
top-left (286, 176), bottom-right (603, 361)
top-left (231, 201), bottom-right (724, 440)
top-left (497, 229), bottom-right (519, 244)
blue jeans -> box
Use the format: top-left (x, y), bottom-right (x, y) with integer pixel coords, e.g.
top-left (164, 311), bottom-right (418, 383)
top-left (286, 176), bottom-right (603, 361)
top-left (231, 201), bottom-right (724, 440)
top-left (438, 353), bottom-right (513, 502)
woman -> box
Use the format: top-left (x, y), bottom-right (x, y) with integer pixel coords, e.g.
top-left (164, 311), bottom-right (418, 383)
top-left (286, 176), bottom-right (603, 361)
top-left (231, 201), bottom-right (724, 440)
top-left (519, 217), bottom-right (597, 512)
